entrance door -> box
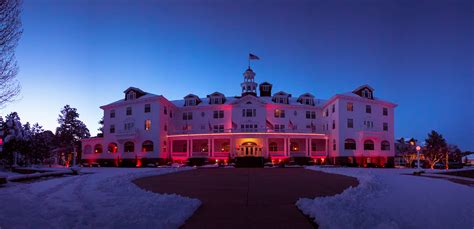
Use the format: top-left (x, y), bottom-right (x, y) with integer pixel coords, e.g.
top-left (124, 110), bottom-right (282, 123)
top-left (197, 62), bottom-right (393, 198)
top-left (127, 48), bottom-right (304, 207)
top-left (241, 142), bottom-right (259, 157)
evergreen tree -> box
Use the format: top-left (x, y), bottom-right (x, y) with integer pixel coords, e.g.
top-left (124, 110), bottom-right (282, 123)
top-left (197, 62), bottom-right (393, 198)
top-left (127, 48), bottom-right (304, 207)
top-left (55, 105), bottom-right (90, 150)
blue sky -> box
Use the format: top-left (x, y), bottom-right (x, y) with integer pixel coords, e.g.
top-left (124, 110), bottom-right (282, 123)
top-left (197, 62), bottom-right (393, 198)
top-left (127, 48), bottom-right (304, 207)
top-left (2, 0), bottom-right (473, 150)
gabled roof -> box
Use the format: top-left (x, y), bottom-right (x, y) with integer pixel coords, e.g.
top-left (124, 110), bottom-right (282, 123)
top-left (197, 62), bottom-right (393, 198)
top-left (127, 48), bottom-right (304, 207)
top-left (123, 87), bottom-right (146, 95)
top-left (184, 94), bottom-right (200, 99)
top-left (352, 84), bottom-right (374, 93)
top-left (207, 92), bottom-right (225, 98)
top-left (273, 91), bottom-right (291, 97)
top-left (230, 94), bottom-right (267, 105)
top-left (297, 92), bottom-right (315, 99)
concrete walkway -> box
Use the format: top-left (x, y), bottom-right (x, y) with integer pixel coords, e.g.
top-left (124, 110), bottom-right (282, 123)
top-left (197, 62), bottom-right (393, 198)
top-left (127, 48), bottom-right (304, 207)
top-left (134, 168), bottom-right (358, 228)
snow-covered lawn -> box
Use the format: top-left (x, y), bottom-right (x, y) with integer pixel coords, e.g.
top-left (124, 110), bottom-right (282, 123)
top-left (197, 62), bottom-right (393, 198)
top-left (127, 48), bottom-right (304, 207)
top-left (0, 167), bottom-right (201, 229)
top-left (297, 167), bottom-right (474, 229)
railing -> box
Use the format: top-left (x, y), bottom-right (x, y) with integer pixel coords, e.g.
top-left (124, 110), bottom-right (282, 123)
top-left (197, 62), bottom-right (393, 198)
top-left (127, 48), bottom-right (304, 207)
top-left (115, 128), bottom-right (139, 139)
top-left (268, 151), bottom-right (286, 157)
top-left (311, 151), bottom-right (327, 157)
top-left (290, 151), bottom-right (307, 157)
top-left (169, 128), bottom-right (322, 135)
top-left (213, 152), bottom-right (230, 158)
top-left (171, 152), bottom-right (187, 158)
top-left (191, 152), bottom-right (209, 157)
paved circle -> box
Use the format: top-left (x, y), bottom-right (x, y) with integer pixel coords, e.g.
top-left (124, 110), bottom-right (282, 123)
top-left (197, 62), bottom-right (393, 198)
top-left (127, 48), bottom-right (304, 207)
top-left (133, 168), bottom-right (358, 229)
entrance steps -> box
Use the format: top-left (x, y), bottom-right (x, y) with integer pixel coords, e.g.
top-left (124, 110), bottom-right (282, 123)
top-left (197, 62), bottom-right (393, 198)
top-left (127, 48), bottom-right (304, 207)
top-left (235, 157), bottom-right (264, 168)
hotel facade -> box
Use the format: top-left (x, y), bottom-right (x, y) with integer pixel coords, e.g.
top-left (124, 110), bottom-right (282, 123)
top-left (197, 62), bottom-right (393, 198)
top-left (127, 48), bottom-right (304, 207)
top-left (81, 67), bottom-right (397, 166)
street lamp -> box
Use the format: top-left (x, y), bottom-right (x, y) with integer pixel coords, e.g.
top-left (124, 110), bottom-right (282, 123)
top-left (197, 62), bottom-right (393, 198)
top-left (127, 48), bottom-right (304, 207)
top-left (416, 145), bottom-right (421, 170)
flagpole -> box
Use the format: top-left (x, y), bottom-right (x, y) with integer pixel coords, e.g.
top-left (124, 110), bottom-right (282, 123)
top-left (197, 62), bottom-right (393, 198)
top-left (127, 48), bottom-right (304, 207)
top-left (248, 53), bottom-right (250, 69)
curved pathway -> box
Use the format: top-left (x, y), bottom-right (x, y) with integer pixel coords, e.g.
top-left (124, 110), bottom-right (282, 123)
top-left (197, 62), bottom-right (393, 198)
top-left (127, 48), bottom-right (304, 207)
top-left (134, 168), bottom-right (358, 228)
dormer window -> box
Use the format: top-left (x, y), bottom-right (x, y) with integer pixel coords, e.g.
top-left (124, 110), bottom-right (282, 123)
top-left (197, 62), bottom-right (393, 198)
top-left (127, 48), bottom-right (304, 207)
top-left (272, 91), bottom-right (290, 104)
top-left (126, 91), bottom-right (136, 100)
top-left (362, 89), bottom-right (372, 99)
top-left (184, 94), bottom-right (201, 106)
top-left (207, 92), bottom-right (226, 105)
top-left (297, 93), bottom-right (315, 106)
top-left (352, 85), bottom-right (374, 100)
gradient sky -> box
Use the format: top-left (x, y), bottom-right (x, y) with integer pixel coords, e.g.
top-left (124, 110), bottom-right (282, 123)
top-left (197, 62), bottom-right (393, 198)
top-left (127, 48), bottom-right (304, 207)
top-left (1, 0), bottom-right (473, 150)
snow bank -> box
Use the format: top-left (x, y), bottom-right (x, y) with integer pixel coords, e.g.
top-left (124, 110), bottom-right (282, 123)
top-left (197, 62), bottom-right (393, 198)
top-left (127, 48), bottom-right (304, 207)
top-left (0, 167), bottom-right (201, 229)
top-left (296, 167), bottom-right (474, 229)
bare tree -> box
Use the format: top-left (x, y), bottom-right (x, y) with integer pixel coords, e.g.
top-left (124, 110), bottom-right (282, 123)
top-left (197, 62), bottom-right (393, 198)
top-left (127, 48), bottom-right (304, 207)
top-left (0, 0), bottom-right (22, 107)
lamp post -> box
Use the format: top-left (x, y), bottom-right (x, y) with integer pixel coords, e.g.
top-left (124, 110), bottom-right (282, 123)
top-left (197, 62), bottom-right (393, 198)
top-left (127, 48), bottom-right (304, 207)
top-left (416, 145), bottom-right (421, 171)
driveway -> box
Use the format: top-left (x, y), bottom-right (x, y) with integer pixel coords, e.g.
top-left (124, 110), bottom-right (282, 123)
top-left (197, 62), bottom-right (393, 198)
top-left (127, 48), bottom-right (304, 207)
top-left (133, 168), bottom-right (358, 228)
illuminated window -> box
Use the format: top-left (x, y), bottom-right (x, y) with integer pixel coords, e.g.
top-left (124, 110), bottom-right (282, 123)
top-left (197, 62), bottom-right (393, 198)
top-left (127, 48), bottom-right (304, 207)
top-left (347, 103), bottom-right (353, 112)
top-left (107, 143), bottom-right (118, 153)
top-left (142, 140), bottom-right (154, 152)
top-left (94, 144), bottom-right (103, 154)
top-left (144, 120), bottom-right (151, 130)
top-left (290, 142), bottom-right (299, 151)
top-left (274, 109), bottom-right (285, 118)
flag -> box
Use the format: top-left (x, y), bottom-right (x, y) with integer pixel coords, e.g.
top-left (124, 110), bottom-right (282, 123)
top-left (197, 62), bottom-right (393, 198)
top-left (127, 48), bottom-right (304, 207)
top-left (232, 121), bottom-right (237, 129)
top-left (249, 53), bottom-right (260, 60)
top-left (289, 120), bottom-right (294, 130)
top-left (266, 119), bottom-right (274, 130)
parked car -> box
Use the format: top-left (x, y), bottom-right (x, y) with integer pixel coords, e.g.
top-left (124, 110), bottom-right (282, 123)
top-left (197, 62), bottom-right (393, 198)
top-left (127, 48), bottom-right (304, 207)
top-left (433, 162), bottom-right (445, 169)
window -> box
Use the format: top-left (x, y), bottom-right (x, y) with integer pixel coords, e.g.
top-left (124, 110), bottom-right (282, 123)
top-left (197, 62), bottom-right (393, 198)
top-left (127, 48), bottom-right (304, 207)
top-left (126, 107), bottom-right (132, 116)
top-left (304, 98), bottom-right (313, 105)
top-left (182, 112), bottom-right (193, 120)
top-left (383, 107), bottom-right (388, 116)
top-left (142, 140), bottom-right (154, 152)
top-left (213, 110), bottom-right (224, 119)
top-left (185, 99), bottom-right (196, 106)
top-left (94, 144), bottom-right (103, 154)
top-left (383, 122), bottom-right (388, 131)
top-left (126, 91), bottom-right (136, 100)
top-left (347, 103), bottom-right (353, 112)
top-left (243, 109), bottom-right (256, 117)
top-left (110, 110), bottom-right (115, 118)
top-left (124, 122), bottom-right (134, 131)
top-left (332, 120), bottom-right (335, 129)
top-left (107, 143), bottom-right (118, 153)
top-left (170, 110), bottom-right (173, 118)
top-left (241, 124), bottom-right (258, 132)
top-left (290, 142), bottom-right (299, 151)
top-left (347, 119), bottom-right (353, 128)
top-left (213, 125), bottom-right (224, 133)
top-left (381, 141), bottom-right (390, 151)
top-left (84, 145), bottom-right (92, 154)
top-left (362, 89), bottom-right (372, 99)
top-left (324, 109), bottom-right (329, 117)
top-left (164, 124), bottom-right (167, 131)
top-left (333, 139), bottom-right (336, 150)
top-left (366, 105), bottom-right (371, 113)
top-left (145, 120), bottom-right (151, 130)
top-left (164, 106), bottom-right (167, 115)
top-left (332, 104), bottom-right (335, 113)
top-left (305, 111), bottom-right (316, 119)
top-left (144, 104), bottom-right (151, 113)
top-left (364, 140), bottom-right (374, 150)
top-left (344, 139), bottom-right (356, 150)
top-left (124, 141), bottom-right (134, 152)
top-left (109, 125), bottom-right (115, 133)
top-left (274, 124), bottom-right (285, 132)
top-left (269, 142), bottom-right (278, 151)
top-left (274, 109), bottom-right (285, 118)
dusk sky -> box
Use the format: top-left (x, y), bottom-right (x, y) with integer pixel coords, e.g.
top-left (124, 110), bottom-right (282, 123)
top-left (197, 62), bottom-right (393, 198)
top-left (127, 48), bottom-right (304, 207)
top-left (1, 0), bottom-right (472, 150)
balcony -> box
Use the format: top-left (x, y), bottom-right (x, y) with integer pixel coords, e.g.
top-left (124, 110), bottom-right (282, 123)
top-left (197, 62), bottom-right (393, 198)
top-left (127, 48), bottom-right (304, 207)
top-left (168, 128), bottom-right (323, 135)
top-left (213, 152), bottom-right (230, 158)
top-left (191, 152), bottom-right (209, 158)
top-left (115, 128), bottom-right (139, 140)
top-left (171, 152), bottom-right (187, 158)
top-left (290, 151), bottom-right (307, 157)
top-left (268, 151), bottom-right (286, 157)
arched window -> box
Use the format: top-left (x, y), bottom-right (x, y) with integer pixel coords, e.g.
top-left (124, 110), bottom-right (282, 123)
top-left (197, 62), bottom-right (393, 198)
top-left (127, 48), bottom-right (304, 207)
top-left (93, 144), bottom-right (102, 154)
top-left (344, 139), bottom-right (356, 150)
top-left (220, 142), bottom-right (230, 152)
top-left (142, 140), bottom-right (154, 152)
top-left (290, 142), bottom-right (299, 152)
top-left (107, 143), bottom-right (118, 153)
top-left (124, 141), bottom-right (134, 152)
top-left (84, 145), bottom-right (92, 154)
top-left (381, 141), bottom-right (390, 151)
top-left (269, 142), bottom-right (278, 151)
top-left (364, 140), bottom-right (374, 150)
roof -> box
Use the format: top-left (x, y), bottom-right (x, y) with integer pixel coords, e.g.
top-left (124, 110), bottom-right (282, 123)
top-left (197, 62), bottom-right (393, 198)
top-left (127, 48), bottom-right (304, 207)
top-left (170, 95), bottom-right (327, 108)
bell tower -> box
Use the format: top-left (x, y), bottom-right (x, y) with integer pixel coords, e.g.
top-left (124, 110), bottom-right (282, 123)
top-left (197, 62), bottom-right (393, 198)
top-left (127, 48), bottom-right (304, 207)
top-left (241, 67), bottom-right (257, 96)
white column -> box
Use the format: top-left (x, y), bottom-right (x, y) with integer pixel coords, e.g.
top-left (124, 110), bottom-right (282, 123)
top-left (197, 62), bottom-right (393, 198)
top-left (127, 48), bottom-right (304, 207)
top-left (306, 138), bottom-right (310, 157)
top-left (209, 138), bottom-right (213, 157)
top-left (188, 139), bottom-right (192, 157)
top-left (283, 137), bottom-right (287, 157)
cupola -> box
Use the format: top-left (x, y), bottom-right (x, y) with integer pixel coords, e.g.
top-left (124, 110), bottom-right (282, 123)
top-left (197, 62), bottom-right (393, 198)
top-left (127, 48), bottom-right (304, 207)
top-left (240, 67), bottom-right (258, 96)
top-left (259, 82), bottom-right (272, 97)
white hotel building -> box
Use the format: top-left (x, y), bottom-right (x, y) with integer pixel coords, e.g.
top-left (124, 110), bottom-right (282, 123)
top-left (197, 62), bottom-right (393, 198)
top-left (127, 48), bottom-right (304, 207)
top-left (81, 67), bottom-right (397, 167)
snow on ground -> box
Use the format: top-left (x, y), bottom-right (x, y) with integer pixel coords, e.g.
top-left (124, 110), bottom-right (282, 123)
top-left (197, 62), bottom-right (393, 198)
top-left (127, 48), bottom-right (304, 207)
top-left (297, 167), bottom-right (474, 229)
top-left (0, 167), bottom-right (201, 229)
